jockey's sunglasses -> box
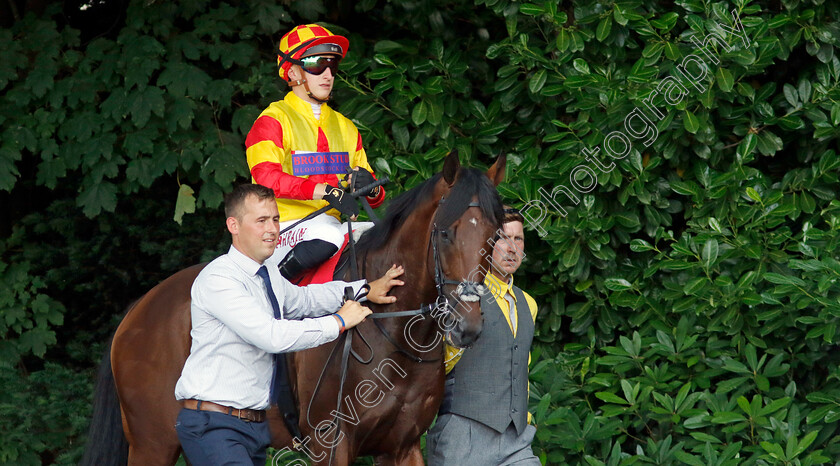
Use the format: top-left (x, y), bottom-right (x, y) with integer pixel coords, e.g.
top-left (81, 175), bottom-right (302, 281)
top-left (301, 55), bottom-right (340, 76)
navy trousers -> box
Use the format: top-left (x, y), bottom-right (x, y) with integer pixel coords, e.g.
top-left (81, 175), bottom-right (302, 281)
top-left (175, 407), bottom-right (271, 466)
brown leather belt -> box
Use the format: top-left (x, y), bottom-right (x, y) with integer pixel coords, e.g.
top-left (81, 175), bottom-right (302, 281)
top-left (183, 399), bottom-right (266, 423)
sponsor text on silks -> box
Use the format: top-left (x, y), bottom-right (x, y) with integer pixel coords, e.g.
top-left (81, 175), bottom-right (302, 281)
top-left (291, 151), bottom-right (350, 176)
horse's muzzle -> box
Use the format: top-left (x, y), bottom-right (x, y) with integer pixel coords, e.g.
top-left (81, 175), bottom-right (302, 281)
top-left (446, 313), bottom-right (483, 348)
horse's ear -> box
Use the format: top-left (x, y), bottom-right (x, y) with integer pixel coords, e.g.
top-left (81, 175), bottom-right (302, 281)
top-left (485, 153), bottom-right (506, 187)
top-left (442, 150), bottom-right (460, 186)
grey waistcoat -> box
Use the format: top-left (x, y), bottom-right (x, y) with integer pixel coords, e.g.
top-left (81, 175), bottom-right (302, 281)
top-left (441, 285), bottom-right (534, 434)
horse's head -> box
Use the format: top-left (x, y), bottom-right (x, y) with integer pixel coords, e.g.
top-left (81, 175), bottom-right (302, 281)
top-left (430, 151), bottom-right (506, 348)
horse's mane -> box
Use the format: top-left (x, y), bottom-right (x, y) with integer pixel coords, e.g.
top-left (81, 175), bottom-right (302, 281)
top-left (355, 167), bottom-right (504, 254)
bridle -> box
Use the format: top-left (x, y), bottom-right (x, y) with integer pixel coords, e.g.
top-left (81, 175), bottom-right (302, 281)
top-left (307, 197), bottom-right (487, 465)
top-left (428, 198), bottom-right (487, 329)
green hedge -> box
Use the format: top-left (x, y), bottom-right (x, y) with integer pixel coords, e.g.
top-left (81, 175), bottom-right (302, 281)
top-left (3, 0), bottom-right (840, 464)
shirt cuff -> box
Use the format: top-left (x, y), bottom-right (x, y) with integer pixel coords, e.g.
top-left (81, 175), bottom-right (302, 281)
top-left (322, 314), bottom-right (341, 340)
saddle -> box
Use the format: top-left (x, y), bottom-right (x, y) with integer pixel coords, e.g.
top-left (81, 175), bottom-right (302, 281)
top-left (295, 233), bottom-right (352, 286)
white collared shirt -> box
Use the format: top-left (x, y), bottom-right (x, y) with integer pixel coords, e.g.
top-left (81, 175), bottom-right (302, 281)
top-left (174, 245), bottom-right (365, 410)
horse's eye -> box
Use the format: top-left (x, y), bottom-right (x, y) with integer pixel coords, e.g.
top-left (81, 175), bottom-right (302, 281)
top-left (441, 229), bottom-right (452, 242)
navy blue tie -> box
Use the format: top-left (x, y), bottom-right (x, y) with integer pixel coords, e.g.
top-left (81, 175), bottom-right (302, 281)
top-left (256, 266), bottom-right (284, 404)
top-left (256, 266), bottom-right (281, 318)
top-left (256, 265), bottom-right (302, 437)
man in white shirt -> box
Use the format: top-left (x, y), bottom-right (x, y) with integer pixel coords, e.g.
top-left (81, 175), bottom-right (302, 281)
top-left (174, 183), bottom-right (404, 465)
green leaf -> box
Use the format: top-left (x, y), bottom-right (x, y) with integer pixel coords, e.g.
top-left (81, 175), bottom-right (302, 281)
top-left (18, 328), bottom-right (56, 358)
top-left (759, 397), bottom-right (791, 416)
top-left (614, 211), bottom-right (640, 228)
top-left (128, 87), bottom-right (166, 128)
top-left (529, 69), bottom-right (547, 94)
top-left (519, 3), bottom-right (543, 16)
top-left (391, 123), bottom-right (410, 150)
top-left (563, 241), bottom-right (581, 268)
top-left (595, 391), bottom-right (629, 405)
top-left (604, 278), bottom-right (633, 291)
top-left (613, 6), bottom-right (628, 26)
top-left (718, 376), bottom-right (749, 393)
top-left (683, 277), bottom-right (706, 294)
top-left (764, 272), bottom-right (806, 286)
top-left (702, 239), bottom-right (718, 269)
top-left (373, 40), bottom-right (403, 53)
top-left (411, 101), bottom-right (427, 126)
top-left (630, 239), bottom-right (654, 252)
top-left (783, 83), bottom-right (799, 107)
top-left (723, 359), bottom-right (750, 374)
top-left (572, 58), bottom-right (590, 74)
top-left (367, 68), bottom-right (394, 80)
top-left (795, 430), bottom-right (819, 456)
top-left (716, 67), bottom-right (734, 92)
top-left (77, 181), bottom-right (118, 218)
top-left (664, 41), bottom-right (681, 60)
top-left (556, 29), bottom-right (570, 52)
top-left (711, 411), bottom-right (747, 424)
top-left (768, 14), bottom-right (792, 28)
top-left (392, 156), bottom-right (416, 171)
top-left (760, 441), bottom-right (786, 459)
top-left (596, 17), bottom-right (612, 42)
top-left (737, 396), bottom-right (752, 415)
top-left (798, 79), bottom-right (812, 102)
top-left (683, 110), bottom-right (700, 134)
top-left (174, 184), bottom-right (196, 225)
top-left (671, 180), bottom-right (702, 197)
top-left (0, 148), bottom-right (22, 191)
top-left (689, 432), bottom-right (722, 444)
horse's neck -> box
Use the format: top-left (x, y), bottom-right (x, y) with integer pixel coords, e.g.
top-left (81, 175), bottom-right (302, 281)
top-left (362, 237), bottom-right (437, 308)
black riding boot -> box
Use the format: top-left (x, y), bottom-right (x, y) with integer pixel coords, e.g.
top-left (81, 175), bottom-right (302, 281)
top-left (277, 239), bottom-right (339, 281)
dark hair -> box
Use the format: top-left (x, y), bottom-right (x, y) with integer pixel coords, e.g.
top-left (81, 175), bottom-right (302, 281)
top-left (502, 205), bottom-right (525, 225)
top-left (224, 184), bottom-right (275, 219)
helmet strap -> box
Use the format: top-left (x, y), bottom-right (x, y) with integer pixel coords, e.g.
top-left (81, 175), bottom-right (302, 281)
top-left (287, 76), bottom-right (331, 103)
top-left (303, 79), bottom-right (331, 104)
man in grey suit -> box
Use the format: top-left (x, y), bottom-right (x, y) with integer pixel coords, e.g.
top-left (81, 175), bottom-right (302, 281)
top-left (427, 208), bottom-right (541, 465)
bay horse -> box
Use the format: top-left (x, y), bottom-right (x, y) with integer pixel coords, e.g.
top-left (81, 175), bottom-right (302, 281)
top-left (82, 151), bottom-right (505, 465)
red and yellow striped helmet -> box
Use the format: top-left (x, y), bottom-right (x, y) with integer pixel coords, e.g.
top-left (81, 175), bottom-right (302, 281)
top-left (277, 24), bottom-right (349, 81)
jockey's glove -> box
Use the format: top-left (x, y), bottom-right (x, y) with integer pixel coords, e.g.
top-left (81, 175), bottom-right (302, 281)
top-left (324, 186), bottom-right (359, 217)
top-left (351, 168), bottom-right (379, 197)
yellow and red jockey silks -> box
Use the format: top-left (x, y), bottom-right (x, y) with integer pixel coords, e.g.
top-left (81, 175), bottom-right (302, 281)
top-left (246, 91), bottom-right (385, 222)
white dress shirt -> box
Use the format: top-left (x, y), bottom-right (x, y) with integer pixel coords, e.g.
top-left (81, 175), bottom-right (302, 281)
top-left (174, 245), bottom-right (365, 410)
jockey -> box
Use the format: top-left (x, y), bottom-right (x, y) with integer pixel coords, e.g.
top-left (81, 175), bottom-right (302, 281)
top-left (245, 24), bottom-right (385, 281)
